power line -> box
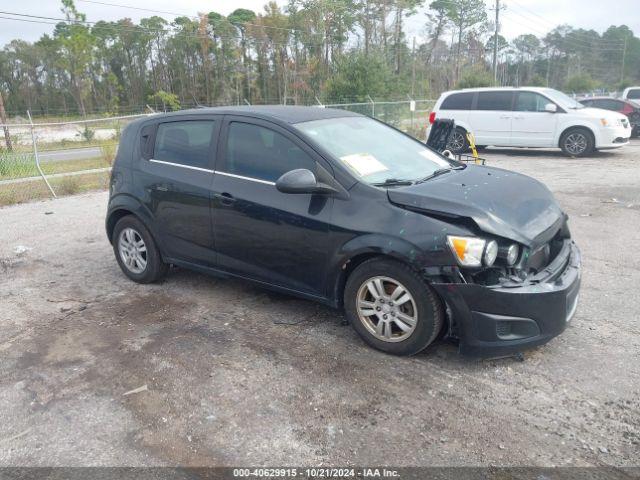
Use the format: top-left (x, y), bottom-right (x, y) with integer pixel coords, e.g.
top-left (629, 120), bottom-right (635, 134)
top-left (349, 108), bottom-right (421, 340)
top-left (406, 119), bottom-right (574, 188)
top-left (0, 11), bottom-right (335, 50)
top-left (504, 1), bottom-right (624, 47)
top-left (76, 0), bottom-right (345, 40)
top-left (507, 0), bottom-right (624, 45)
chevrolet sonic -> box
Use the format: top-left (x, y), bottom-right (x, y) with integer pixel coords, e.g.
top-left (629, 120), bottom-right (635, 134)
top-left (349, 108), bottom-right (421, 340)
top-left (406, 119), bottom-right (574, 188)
top-left (106, 106), bottom-right (581, 357)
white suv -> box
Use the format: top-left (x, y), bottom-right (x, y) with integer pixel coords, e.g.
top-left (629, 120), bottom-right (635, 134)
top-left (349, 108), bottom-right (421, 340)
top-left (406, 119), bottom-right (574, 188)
top-left (429, 87), bottom-right (631, 156)
top-left (622, 86), bottom-right (640, 101)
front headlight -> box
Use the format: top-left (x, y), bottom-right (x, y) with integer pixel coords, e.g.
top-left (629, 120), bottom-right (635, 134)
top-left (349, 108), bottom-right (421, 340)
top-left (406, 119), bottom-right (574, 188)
top-left (447, 236), bottom-right (497, 267)
top-left (499, 243), bottom-right (520, 266)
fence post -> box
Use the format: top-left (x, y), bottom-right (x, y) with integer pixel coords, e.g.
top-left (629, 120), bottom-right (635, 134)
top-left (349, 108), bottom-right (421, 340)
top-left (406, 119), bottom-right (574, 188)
top-left (367, 95), bottom-right (375, 118)
top-left (27, 110), bottom-right (56, 198)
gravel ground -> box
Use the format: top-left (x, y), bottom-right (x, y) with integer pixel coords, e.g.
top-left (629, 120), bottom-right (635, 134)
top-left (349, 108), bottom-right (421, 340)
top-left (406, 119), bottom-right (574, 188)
top-left (0, 142), bottom-right (639, 467)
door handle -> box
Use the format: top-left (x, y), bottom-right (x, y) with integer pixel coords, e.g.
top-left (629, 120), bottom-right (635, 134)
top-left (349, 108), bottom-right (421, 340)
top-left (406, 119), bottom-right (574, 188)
top-left (155, 185), bottom-right (169, 192)
top-left (499, 115), bottom-right (511, 119)
top-left (214, 192), bottom-right (236, 206)
top-left (513, 116), bottom-right (524, 120)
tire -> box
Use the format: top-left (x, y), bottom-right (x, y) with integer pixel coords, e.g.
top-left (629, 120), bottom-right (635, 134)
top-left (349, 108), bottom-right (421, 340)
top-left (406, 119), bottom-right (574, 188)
top-left (112, 215), bottom-right (168, 283)
top-left (560, 127), bottom-right (594, 157)
top-left (446, 127), bottom-right (469, 154)
top-left (344, 258), bottom-right (444, 356)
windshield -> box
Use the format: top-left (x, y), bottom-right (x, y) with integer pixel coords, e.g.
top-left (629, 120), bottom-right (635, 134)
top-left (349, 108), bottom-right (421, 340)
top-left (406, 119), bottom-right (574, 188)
top-left (294, 116), bottom-right (453, 185)
top-left (542, 88), bottom-right (584, 109)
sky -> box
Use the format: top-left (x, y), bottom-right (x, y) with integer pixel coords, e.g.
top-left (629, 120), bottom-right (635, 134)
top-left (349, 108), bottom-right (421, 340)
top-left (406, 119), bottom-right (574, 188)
top-left (0, 0), bottom-right (639, 46)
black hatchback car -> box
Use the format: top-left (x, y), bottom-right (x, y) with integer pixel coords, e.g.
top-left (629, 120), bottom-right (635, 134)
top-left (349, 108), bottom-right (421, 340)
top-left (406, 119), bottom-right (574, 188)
top-left (106, 106), bottom-right (581, 357)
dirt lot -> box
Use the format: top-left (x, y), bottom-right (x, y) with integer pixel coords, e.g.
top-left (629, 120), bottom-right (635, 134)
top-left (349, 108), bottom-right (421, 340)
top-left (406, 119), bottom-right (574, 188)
top-left (1, 142), bottom-right (639, 468)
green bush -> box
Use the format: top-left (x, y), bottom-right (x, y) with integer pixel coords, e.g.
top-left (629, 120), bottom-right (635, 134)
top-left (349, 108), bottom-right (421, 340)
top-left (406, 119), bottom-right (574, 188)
top-left (564, 74), bottom-right (597, 93)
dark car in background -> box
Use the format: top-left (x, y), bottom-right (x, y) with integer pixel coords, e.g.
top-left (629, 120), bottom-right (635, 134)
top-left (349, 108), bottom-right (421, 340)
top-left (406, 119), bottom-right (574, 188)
top-left (106, 106), bottom-right (581, 357)
top-left (579, 96), bottom-right (640, 137)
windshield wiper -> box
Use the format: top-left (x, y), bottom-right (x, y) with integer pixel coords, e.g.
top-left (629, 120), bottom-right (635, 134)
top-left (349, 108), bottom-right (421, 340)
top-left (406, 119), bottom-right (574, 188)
top-left (372, 178), bottom-right (415, 187)
top-left (416, 166), bottom-right (464, 183)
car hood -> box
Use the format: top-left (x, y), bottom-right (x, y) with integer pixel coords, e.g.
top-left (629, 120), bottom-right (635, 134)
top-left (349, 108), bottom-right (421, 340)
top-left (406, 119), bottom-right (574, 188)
top-left (577, 107), bottom-right (627, 122)
top-left (386, 165), bottom-right (564, 246)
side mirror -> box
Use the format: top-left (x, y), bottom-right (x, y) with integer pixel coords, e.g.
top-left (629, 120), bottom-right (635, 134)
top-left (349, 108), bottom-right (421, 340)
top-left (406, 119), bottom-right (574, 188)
top-left (275, 169), bottom-right (338, 194)
top-left (544, 103), bottom-right (557, 113)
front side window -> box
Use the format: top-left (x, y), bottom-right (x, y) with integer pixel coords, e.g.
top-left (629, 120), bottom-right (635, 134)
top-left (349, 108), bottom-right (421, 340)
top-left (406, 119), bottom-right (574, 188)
top-left (295, 116), bottom-right (452, 185)
top-left (476, 91), bottom-right (514, 111)
top-left (515, 92), bottom-right (550, 112)
top-left (223, 122), bottom-right (316, 182)
top-left (154, 121), bottom-right (215, 168)
top-left (440, 92), bottom-right (474, 110)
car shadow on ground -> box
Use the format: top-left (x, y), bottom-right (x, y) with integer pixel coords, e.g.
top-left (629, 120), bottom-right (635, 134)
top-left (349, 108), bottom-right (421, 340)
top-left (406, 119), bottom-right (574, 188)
top-left (163, 265), bottom-right (502, 366)
top-left (482, 147), bottom-right (621, 159)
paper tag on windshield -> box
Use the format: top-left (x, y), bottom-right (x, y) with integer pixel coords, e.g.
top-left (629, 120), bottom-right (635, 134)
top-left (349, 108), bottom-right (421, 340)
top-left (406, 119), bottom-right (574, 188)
top-left (419, 149), bottom-right (451, 168)
top-left (340, 153), bottom-right (388, 177)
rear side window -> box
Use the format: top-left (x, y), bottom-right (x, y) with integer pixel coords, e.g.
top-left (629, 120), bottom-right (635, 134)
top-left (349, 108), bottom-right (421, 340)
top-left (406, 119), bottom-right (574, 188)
top-left (222, 122), bottom-right (316, 182)
top-left (627, 89), bottom-right (640, 99)
top-left (515, 92), bottom-right (549, 112)
top-left (154, 120), bottom-right (216, 168)
top-left (440, 92), bottom-right (474, 110)
top-left (476, 91), bottom-right (514, 111)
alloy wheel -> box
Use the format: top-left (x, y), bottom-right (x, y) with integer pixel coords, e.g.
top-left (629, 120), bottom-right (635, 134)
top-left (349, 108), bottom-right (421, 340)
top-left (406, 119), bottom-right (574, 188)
top-left (118, 227), bottom-right (148, 274)
top-left (356, 276), bottom-right (418, 343)
top-left (564, 132), bottom-right (587, 155)
top-left (447, 131), bottom-right (465, 152)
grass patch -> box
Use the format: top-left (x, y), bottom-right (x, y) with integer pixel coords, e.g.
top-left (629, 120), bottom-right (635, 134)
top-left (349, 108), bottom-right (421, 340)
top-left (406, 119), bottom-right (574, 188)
top-left (0, 151), bottom-right (111, 180)
top-left (0, 170), bottom-right (111, 207)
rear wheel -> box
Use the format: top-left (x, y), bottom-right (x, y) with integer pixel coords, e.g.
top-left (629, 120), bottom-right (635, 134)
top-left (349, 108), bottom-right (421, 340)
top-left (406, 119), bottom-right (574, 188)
top-left (344, 258), bottom-right (444, 356)
top-left (112, 215), bottom-right (168, 283)
top-left (560, 128), bottom-right (594, 157)
top-left (446, 127), bottom-right (469, 154)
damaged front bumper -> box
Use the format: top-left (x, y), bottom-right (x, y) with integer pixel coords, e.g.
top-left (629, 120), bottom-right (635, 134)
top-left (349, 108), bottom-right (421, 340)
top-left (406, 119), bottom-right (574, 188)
top-left (432, 240), bottom-right (581, 357)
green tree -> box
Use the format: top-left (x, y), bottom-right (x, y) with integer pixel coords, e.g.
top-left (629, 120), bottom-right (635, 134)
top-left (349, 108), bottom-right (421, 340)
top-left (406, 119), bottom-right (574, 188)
top-left (324, 51), bottom-right (396, 101)
top-left (564, 73), bottom-right (596, 93)
top-left (442, 0), bottom-right (487, 82)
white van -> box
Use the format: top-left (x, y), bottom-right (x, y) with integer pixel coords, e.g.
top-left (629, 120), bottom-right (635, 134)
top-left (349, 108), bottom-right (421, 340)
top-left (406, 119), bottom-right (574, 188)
top-left (429, 87), bottom-right (631, 156)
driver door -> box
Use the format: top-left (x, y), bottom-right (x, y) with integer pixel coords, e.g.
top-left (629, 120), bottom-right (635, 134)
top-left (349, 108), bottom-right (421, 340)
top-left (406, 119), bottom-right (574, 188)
top-left (210, 116), bottom-right (333, 297)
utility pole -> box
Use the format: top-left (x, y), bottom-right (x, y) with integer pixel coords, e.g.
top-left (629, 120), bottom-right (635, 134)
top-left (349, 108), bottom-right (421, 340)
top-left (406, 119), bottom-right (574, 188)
top-left (492, 0), bottom-right (500, 85)
top-left (0, 90), bottom-right (12, 151)
top-left (621, 36), bottom-right (628, 85)
top-left (411, 37), bottom-right (416, 97)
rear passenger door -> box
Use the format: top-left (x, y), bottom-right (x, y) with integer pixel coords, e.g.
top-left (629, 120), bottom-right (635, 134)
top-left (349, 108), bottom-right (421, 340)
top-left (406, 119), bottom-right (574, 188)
top-left (210, 116), bottom-right (332, 297)
top-left (511, 91), bottom-right (559, 147)
top-left (466, 91), bottom-right (514, 146)
top-left (135, 115), bottom-right (220, 266)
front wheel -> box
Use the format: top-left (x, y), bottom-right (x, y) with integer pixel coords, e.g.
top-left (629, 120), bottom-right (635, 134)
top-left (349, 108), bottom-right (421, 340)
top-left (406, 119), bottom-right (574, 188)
top-left (344, 258), bottom-right (444, 355)
top-left (560, 128), bottom-right (594, 157)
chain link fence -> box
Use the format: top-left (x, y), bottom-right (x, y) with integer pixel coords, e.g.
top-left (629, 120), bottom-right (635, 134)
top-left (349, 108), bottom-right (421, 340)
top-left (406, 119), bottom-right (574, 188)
top-left (0, 99), bottom-right (436, 206)
top-left (0, 113), bottom-right (149, 206)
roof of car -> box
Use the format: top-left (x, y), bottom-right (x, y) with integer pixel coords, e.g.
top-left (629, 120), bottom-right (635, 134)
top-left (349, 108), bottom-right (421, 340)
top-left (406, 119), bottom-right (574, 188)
top-left (151, 105), bottom-right (361, 124)
top-left (579, 96), bottom-right (622, 100)
top-left (442, 86), bottom-right (552, 95)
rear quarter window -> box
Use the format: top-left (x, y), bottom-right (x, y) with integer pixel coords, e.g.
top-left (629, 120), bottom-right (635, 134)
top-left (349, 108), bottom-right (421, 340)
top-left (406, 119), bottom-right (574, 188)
top-left (440, 92), bottom-right (474, 110)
